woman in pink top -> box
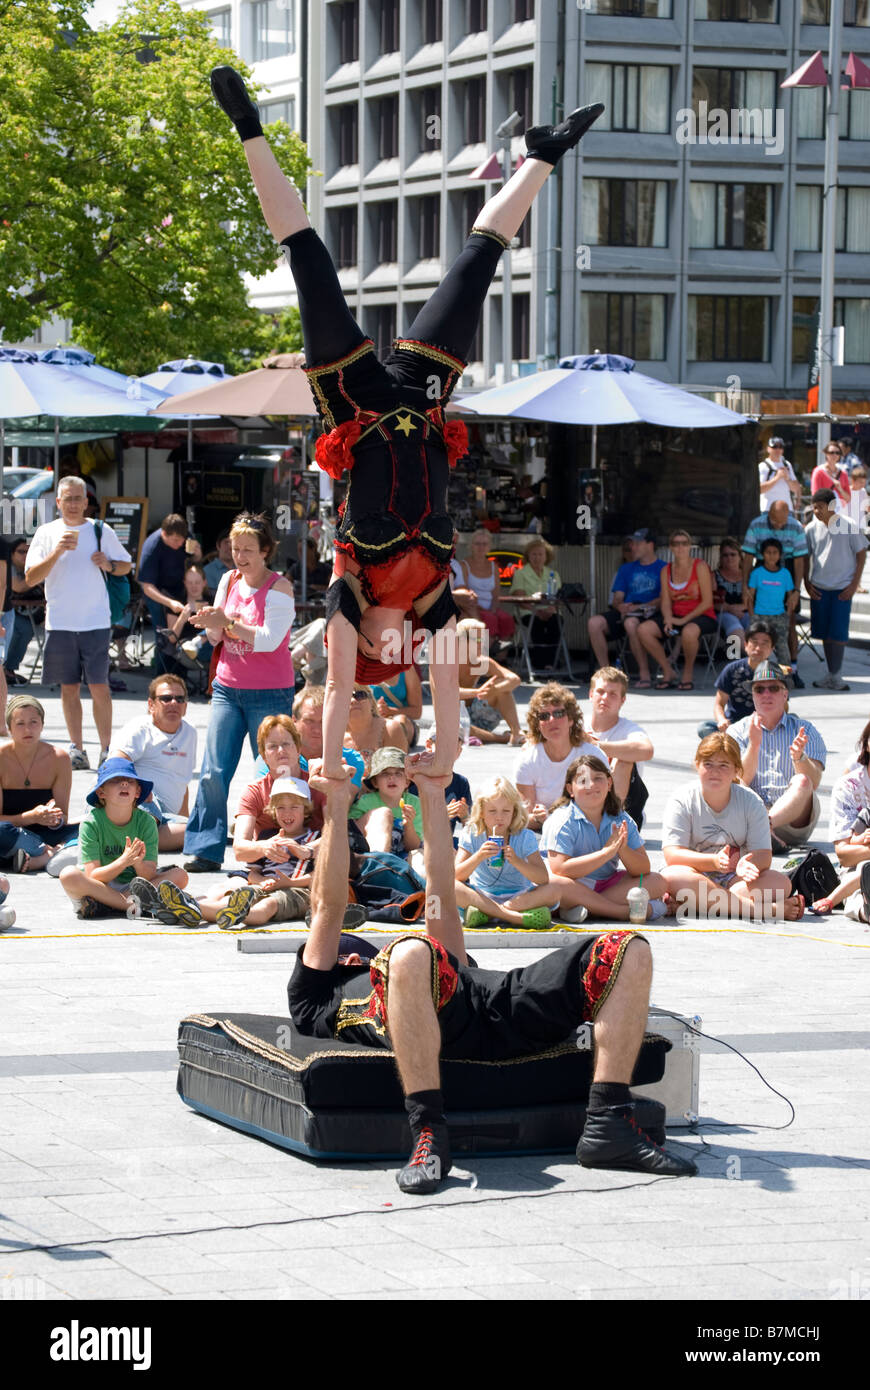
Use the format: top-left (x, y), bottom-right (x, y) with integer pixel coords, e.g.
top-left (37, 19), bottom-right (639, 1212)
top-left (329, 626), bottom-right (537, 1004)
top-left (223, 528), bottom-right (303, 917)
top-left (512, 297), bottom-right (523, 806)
top-left (182, 514), bottom-right (296, 871)
top-left (811, 445), bottom-right (850, 510)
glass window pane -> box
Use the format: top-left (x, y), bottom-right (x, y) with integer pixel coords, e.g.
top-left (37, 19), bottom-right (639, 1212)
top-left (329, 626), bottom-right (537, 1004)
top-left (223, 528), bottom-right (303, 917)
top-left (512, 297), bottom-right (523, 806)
top-left (640, 67), bottom-right (669, 131)
top-left (613, 66), bottom-right (626, 129)
top-left (844, 299), bottom-right (870, 362)
top-left (252, 0), bottom-right (294, 62)
top-left (745, 184), bottom-right (770, 249)
top-left (582, 180), bottom-right (603, 246)
top-left (585, 66), bottom-right (612, 128)
top-left (796, 88), bottom-right (824, 138)
top-left (846, 187), bottom-right (870, 252)
top-left (846, 90), bottom-right (870, 139)
top-left (794, 186), bottom-right (821, 250)
top-left (209, 9), bottom-right (232, 47)
top-left (689, 183), bottom-right (715, 247)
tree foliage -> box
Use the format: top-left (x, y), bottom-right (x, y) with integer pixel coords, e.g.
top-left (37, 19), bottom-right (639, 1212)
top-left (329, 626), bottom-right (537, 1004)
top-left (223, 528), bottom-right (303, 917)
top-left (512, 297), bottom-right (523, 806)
top-left (0, 0), bottom-right (310, 374)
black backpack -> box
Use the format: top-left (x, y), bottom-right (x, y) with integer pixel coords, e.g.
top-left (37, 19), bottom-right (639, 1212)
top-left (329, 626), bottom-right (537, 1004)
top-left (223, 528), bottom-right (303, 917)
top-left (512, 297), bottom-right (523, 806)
top-left (786, 850), bottom-right (840, 904)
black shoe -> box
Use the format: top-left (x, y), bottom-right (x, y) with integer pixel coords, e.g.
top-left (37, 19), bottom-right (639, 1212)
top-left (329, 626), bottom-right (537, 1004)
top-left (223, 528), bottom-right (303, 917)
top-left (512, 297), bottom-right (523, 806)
top-left (304, 904), bottom-right (368, 930)
top-left (209, 65), bottom-right (263, 141)
top-left (183, 856), bottom-right (222, 873)
top-left (790, 670), bottom-right (805, 689)
top-left (76, 895), bottom-right (121, 921)
top-left (396, 1124), bottom-right (452, 1195)
top-left (577, 1102), bottom-right (697, 1177)
top-left (860, 862), bottom-right (870, 924)
top-left (525, 103), bottom-right (605, 165)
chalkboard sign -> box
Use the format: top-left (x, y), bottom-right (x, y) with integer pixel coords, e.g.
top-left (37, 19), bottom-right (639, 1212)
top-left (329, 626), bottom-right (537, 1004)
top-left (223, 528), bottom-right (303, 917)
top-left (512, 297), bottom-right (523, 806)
top-left (99, 497), bottom-right (149, 570)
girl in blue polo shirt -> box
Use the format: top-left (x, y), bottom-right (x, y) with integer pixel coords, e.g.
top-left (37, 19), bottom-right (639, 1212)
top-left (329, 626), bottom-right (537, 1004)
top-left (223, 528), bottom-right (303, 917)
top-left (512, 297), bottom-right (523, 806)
top-left (541, 754), bottom-right (669, 920)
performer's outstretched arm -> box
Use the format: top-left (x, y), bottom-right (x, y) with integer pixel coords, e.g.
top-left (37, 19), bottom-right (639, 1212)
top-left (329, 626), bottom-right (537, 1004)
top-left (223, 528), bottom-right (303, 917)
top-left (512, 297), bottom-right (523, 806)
top-left (321, 612), bottom-right (358, 782)
top-left (303, 767), bottom-right (357, 970)
top-left (412, 767), bottom-right (467, 964)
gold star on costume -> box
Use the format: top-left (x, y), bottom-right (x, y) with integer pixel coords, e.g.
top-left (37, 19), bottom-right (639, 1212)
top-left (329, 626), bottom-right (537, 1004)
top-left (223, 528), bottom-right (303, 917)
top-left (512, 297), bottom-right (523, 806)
top-left (394, 412), bottom-right (416, 436)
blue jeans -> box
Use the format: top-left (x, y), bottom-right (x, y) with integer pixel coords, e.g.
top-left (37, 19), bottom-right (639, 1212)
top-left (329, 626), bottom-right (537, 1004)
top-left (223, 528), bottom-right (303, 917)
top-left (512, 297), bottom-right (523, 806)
top-left (183, 681), bottom-right (294, 863)
top-left (0, 821), bottom-right (47, 860)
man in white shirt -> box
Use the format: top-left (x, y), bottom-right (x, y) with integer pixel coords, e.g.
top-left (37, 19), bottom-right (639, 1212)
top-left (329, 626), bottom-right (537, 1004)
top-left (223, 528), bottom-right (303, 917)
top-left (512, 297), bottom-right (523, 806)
top-left (758, 437), bottom-right (801, 515)
top-left (25, 476), bottom-right (132, 769)
top-left (585, 666), bottom-right (654, 824)
top-left (111, 674), bottom-right (198, 851)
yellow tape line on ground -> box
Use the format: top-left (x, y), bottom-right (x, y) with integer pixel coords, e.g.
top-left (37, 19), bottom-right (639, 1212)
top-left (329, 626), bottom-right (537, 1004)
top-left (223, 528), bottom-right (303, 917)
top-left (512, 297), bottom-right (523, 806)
top-left (2, 923), bottom-right (869, 948)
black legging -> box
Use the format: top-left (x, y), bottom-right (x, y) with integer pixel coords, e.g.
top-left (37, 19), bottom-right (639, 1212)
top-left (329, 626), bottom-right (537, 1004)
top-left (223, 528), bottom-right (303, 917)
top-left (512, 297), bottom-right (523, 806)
top-left (281, 226), bottom-right (505, 388)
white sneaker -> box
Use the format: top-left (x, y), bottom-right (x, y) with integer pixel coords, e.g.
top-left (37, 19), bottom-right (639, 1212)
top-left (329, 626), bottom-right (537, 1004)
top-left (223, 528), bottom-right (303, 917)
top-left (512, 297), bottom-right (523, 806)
top-left (98, 747), bottom-right (110, 767)
top-left (812, 674), bottom-right (834, 689)
top-left (0, 905), bottom-right (16, 931)
top-left (559, 903), bottom-right (589, 924)
top-left (69, 745), bottom-right (90, 771)
top-left (829, 676), bottom-right (850, 691)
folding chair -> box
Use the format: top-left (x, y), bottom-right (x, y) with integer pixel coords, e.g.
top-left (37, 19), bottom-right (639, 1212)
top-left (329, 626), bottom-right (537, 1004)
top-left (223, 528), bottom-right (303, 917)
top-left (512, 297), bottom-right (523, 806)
top-left (513, 603), bottom-right (576, 683)
top-left (794, 611), bottom-right (824, 664)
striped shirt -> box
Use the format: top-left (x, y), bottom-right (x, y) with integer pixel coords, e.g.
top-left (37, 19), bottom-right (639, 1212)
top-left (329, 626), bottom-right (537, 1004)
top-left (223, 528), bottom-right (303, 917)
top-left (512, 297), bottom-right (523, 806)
top-left (729, 712), bottom-right (826, 806)
top-left (741, 514), bottom-right (809, 563)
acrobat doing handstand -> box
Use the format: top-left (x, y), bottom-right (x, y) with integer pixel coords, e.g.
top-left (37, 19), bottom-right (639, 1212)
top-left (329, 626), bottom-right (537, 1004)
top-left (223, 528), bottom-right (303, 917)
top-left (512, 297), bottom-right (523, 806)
top-left (210, 66), bottom-right (602, 778)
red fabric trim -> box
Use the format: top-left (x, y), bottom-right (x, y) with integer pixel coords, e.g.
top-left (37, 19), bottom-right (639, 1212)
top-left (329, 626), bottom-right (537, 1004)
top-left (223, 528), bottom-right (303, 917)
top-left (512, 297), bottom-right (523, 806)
top-left (581, 929), bottom-right (639, 1020)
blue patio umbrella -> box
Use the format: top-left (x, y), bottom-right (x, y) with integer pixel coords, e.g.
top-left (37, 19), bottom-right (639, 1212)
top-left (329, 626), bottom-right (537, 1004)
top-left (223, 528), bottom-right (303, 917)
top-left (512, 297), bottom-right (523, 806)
top-left (0, 347), bottom-right (167, 484)
top-left (136, 358), bottom-right (232, 460)
top-left (455, 353), bottom-right (747, 609)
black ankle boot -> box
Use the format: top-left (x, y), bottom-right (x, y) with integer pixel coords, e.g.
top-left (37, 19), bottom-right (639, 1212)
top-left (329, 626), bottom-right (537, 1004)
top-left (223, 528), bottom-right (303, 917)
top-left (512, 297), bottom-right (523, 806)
top-left (524, 103), bottom-right (605, 165)
top-left (396, 1122), bottom-right (452, 1195)
top-left (577, 1102), bottom-right (697, 1177)
top-left (210, 65), bottom-right (263, 142)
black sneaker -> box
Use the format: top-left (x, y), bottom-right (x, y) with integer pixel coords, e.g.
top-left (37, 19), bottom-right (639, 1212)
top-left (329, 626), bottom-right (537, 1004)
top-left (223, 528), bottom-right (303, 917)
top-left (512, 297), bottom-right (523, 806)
top-left (791, 670), bottom-right (805, 689)
top-left (525, 103), bottom-right (605, 164)
top-left (183, 856), bottom-right (222, 873)
top-left (577, 1102), bottom-right (697, 1177)
top-left (396, 1123), bottom-right (452, 1195)
top-left (304, 903), bottom-right (368, 930)
top-left (209, 65), bottom-right (262, 138)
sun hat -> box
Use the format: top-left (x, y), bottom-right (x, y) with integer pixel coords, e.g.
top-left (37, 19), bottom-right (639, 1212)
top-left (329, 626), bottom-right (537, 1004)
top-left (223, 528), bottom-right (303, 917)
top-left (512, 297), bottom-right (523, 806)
top-left (86, 757), bottom-right (153, 807)
top-left (269, 776), bottom-right (312, 803)
top-left (364, 746), bottom-right (407, 788)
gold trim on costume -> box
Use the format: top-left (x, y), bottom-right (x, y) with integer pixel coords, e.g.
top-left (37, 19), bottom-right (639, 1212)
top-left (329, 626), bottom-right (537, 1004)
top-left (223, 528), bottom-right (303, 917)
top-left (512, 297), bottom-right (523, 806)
top-left (392, 339), bottom-right (467, 373)
top-left (470, 225), bottom-right (511, 251)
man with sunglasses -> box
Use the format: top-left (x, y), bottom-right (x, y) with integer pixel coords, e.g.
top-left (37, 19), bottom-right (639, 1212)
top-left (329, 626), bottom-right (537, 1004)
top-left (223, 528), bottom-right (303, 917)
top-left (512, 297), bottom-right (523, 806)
top-left (111, 675), bottom-right (197, 852)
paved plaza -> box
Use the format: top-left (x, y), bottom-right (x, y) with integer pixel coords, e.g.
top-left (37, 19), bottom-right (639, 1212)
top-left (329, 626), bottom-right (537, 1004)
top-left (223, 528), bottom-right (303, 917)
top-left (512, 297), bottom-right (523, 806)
top-left (1, 650), bottom-right (869, 1304)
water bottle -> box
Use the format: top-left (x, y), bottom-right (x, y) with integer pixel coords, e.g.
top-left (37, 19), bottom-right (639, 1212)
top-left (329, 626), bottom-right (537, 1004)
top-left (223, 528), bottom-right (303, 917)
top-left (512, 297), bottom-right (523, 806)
top-left (546, 569), bottom-right (556, 598)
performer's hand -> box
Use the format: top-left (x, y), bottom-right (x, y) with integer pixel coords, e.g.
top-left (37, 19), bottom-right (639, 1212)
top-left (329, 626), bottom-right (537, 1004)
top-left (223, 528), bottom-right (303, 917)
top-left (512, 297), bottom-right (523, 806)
top-left (307, 760), bottom-right (355, 797)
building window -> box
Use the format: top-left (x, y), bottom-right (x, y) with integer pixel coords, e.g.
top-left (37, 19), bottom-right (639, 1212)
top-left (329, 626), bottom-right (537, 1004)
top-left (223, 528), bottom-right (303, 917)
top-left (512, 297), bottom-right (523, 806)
top-left (584, 64), bottom-right (670, 133)
top-left (422, 0), bottom-right (443, 43)
top-left (582, 179), bottom-right (668, 247)
top-left (801, 0), bottom-right (870, 22)
top-left (338, 104), bottom-right (359, 164)
top-left (416, 195), bottom-right (441, 259)
top-left (331, 207), bottom-right (358, 268)
top-left (249, 0), bottom-right (295, 62)
top-left (209, 9), bottom-right (232, 47)
top-left (793, 296), bottom-right (870, 363)
top-left (379, 0), bottom-right (400, 54)
top-left (376, 201), bottom-right (398, 261)
top-left (467, 0), bottom-right (488, 30)
top-left (337, 1), bottom-right (359, 62)
top-left (795, 186), bottom-right (870, 252)
top-left (844, 90), bottom-right (870, 139)
top-left (688, 296), bottom-right (770, 360)
top-left (462, 187), bottom-right (482, 236)
top-left (695, 0), bottom-right (776, 17)
top-left (582, 293), bottom-right (667, 359)
top-left (369, 305), bottom-right (397, 357)
top-left (509, 68), bottom-right (533, 126)
top-left (692, 68), bottom-right (776, 116)
top-left (512, 294), bottom-right (531, 359)
top-left (375, 96), bottom-right (399, 159)
top-left (689, 183), bottom-right (772, 249)
top-left (513, 0), bottom-right (535, 19)
top-left (262, 98), bottom-right (295, 128)
top-left (416, 87), bottom-right (442, 151)
top-left (587, 0), bottom-right (672, 13)
top-left (462, 77), bottom-right (487, 143)
top-left (796, 87), bottom-right (870, 138)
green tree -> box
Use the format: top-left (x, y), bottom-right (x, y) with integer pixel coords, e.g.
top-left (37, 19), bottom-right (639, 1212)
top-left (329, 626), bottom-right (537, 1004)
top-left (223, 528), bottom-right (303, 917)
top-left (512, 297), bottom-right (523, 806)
top-left (0, 0), bottom-right (310, 375)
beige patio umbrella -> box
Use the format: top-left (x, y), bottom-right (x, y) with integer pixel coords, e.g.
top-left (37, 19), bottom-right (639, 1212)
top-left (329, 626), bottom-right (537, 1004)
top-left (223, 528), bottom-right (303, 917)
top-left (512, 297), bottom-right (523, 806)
top-left (148, 353), bottom-right (317, 418)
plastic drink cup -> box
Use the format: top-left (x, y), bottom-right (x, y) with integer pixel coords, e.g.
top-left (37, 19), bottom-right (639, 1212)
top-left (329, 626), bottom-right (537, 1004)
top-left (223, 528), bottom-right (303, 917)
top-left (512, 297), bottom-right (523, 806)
top-left (626, 884), bottom-right (649, 924)
top-left (64, 529), bottom-right (78, 548)
top-left (491, 835), bottom-right (505, 867)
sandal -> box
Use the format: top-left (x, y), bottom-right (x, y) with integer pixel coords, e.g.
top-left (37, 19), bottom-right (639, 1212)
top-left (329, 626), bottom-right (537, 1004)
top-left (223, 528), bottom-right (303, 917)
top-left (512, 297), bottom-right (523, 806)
top-left (12, 849), bottom-right (29, 874)
top-left (678, 681), bottom-right (695, 690)
top-left (654, 678), bottom-right (679, 690)
top-left (635, 679), bottom-right (653, 689)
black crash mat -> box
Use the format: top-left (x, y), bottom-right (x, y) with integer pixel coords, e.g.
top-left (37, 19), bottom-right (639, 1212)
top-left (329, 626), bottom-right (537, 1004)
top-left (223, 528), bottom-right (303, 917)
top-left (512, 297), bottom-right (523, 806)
top-left (177, 1012), bottom-right (670, 1160)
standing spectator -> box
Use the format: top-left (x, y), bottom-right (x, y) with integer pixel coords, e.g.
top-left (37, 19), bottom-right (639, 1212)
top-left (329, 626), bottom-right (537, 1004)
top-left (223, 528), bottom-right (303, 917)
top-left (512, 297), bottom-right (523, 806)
top-left (0, 534), bottom-right (15, 735)
top-left (25, 476), bottom-right (132, 770)
top-left (136, 514), bottom-right (189, 670)
top-left (839, 437), bottom-right (863, 478)
top-left (805, 488), bottom-right (868, 691)
top-left (741, 500), bottom-right (809, 686)
top-left (514, 682), bottom-right (606, 830)
top-left (729, 662), bottom-right (826, 850)
top-left (586, 529), bottom-right (666, 687)
top-left (746, 537), bottom-right (797, 665)
top-left (844, 464), bottom-right (869, 532)
top-left (182, 513), bottom-right (296, 872)
top-left (712, 537), bottom-right (750, 654)
top-left (636, 531), bottom-right (717, 690)
top-left (111, 675), bottom-right (197, 852)
top-left (811, 445), bottom-right (851, 512)
top-left (451, 530), bottom-right (514, 647)
top-left (697, 619), bottom-right (775, 739)
top-left (585, 666), bottom-right (653, 823)
top-left (204, 530), bottom-right (233, 593)
top-left (758, 436), bottom-right (801, 514)
top-left (508, 537), bottom-right (562, 667)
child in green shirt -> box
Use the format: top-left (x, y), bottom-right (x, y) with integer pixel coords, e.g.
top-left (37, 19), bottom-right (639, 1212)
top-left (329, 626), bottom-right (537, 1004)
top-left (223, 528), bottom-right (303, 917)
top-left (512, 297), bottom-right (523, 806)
top-left (349, 746), bottom-right (423, 862)
top-left (59, 758), bottom-right (190, 919)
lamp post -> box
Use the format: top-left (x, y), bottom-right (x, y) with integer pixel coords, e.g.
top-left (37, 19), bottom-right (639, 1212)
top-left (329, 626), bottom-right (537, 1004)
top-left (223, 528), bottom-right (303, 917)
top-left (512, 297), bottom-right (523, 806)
top-left (782, 2), bottom-right (846, 468)
top-left (496, 111), bottom-right (522, 384)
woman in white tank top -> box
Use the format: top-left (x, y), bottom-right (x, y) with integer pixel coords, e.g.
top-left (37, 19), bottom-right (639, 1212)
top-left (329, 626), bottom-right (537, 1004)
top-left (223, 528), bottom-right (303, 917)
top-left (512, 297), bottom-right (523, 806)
top-left (451, 530), bottom-right (514, 644)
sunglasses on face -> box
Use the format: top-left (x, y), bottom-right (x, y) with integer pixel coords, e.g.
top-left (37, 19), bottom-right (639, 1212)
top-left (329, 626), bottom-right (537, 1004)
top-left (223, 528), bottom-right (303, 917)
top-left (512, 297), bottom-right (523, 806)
top-left (351, 690), bottom-right (370, 702)
top-left (825, 449), bottom-right (840, 456)
top-left (754, 685), bottom-right (783, 694)
top-left (154, 694), bottom-right (187, 704)
top-left (537, 708), bottom-right (567, 722)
